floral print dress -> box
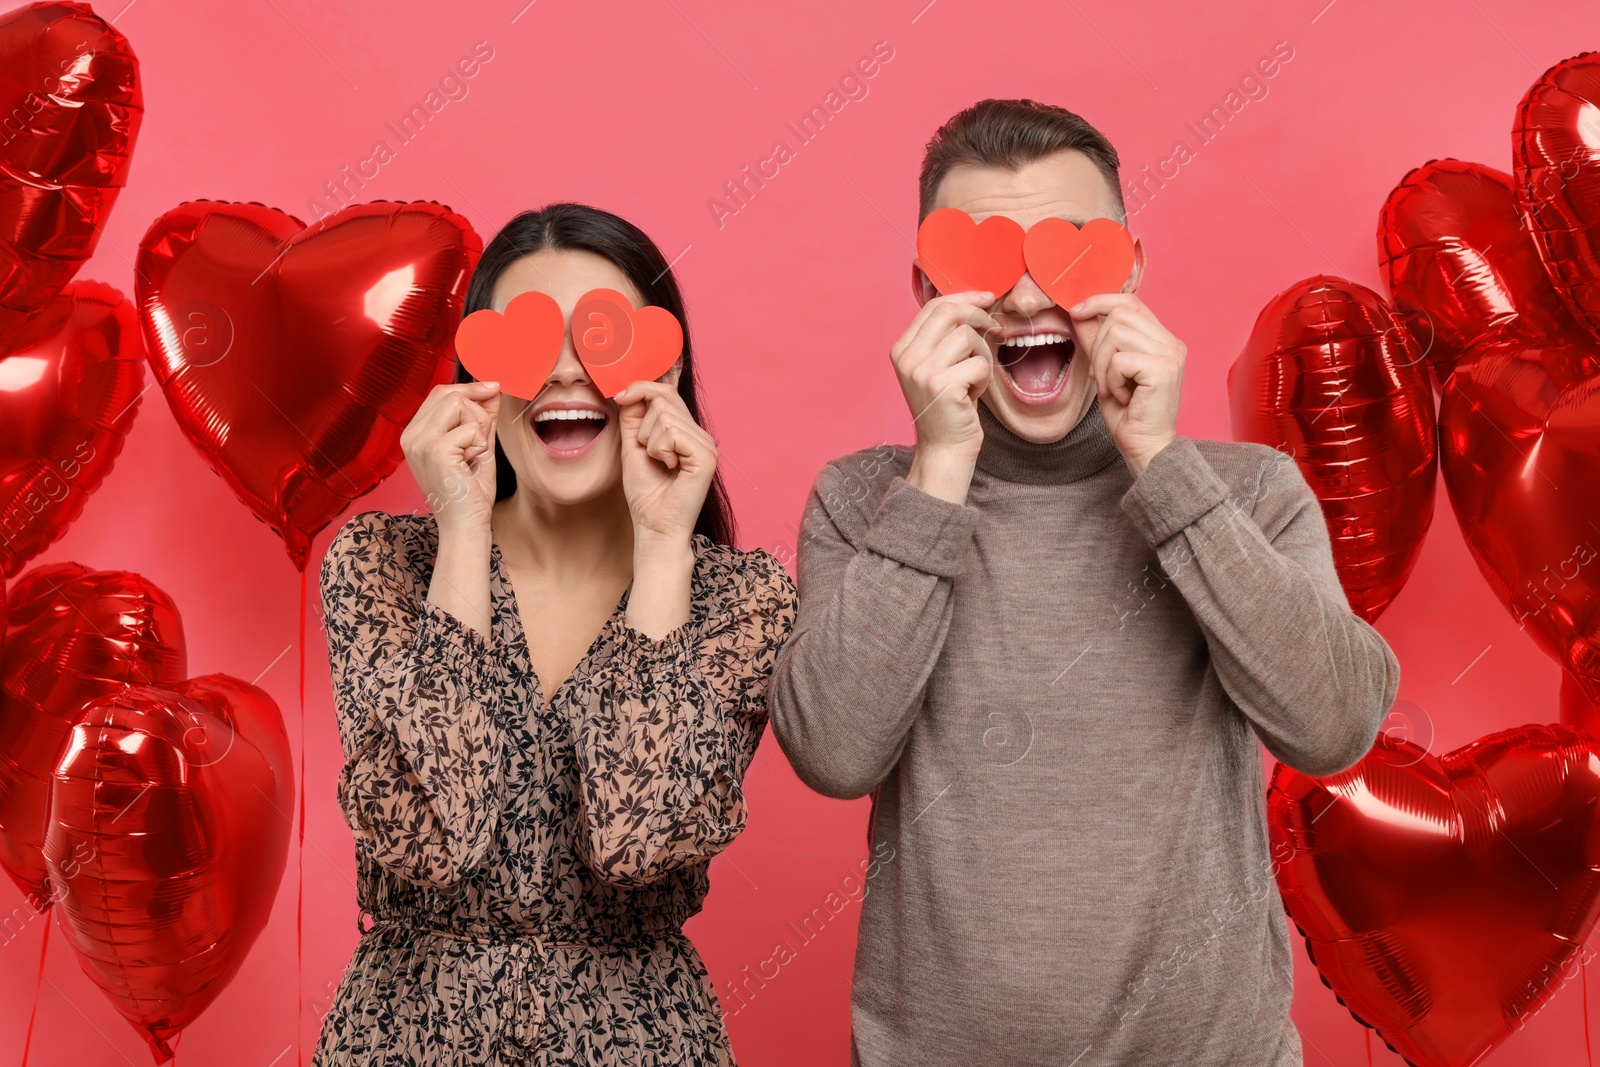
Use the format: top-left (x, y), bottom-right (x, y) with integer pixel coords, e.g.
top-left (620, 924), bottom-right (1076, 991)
top-left (312, 510), bottom-right (796, 1066)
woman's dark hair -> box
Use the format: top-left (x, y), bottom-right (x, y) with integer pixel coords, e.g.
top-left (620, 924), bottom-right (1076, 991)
top-left (454, 202), bottom-right (737, 546)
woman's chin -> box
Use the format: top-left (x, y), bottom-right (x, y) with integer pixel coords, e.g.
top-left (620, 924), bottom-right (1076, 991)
top-left (519, 448), bottom-right (623, 506)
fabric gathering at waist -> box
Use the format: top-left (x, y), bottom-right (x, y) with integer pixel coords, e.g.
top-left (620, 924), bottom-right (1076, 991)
top-left (358, 909), bottom-right (687, 949)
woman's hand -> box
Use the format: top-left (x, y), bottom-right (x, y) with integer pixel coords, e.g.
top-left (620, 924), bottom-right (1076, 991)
top-left (401, 380), bottom-right (501, 534)
top-left (614, 380), bottom-right (717, 550)
top-left (614, 379), bottom-right (715, 639)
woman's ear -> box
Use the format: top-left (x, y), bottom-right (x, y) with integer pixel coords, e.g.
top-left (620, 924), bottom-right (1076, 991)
top-left (660, 359), bottom-right (684, 389)
top-left (911, 261), bottom-right (937, 307)
top-left (1125, 234), bottom-right (1146, 293)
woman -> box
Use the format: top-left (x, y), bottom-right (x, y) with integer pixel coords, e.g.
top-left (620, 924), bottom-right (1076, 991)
top-left (313, 203), bottom-right (796, 1066)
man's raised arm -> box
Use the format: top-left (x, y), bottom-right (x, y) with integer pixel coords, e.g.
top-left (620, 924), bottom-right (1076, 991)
top-left (768, 460), bottom-right (978, 799)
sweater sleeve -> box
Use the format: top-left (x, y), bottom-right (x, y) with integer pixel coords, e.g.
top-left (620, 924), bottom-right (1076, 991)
top-left (319, 511), bottom-right (509, 888)
top-left (570, 548), bottom-right (797, 888)
top-left (1119, 439), bottom-right (1400, 775)
top-left (769, 462), bottom-right (980, 799)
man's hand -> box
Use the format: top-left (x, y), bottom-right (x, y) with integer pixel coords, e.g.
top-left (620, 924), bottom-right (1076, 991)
top-left (1068, 292), bottom-right (1186, 475)
top-left (891, 290), bottom-right (998, 504)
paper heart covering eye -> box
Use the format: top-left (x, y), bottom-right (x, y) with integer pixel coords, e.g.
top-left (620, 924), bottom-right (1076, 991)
top-left (454, 289), bottom-right (566, 400)
top-left (1023, 217), bottom-right (1137, 311)
top-left (915, 208), bottom-right (1027, 297)
top-left (570, 289), bottom-right (683, 398)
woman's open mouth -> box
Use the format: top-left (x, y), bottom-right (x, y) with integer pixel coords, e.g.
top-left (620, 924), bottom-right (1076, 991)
top-left (997, 332), bottom-right (1074, 405)
top-left (531, 405), bottom-right (609, 458)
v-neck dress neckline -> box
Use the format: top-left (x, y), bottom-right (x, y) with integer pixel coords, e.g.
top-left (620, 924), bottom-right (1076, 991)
top-left (488, 530), bottom-right (632, 714)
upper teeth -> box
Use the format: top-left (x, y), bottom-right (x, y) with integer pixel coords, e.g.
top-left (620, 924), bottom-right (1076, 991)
top-left (533, 409), bottom-right (606, 422)
top-left (1002, 333), bottom-right (1068, 347)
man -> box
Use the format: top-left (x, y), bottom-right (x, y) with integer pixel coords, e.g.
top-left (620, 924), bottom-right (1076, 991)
top-left (767, 98), bottom-right (1399, 1067)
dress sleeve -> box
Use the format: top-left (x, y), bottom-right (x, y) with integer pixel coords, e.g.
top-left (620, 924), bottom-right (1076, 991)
top-left (1120, 440), bottom-right (1401, 776)
top-left (319, 511), bottom-right (510, 888)
top-left (570, 546), bottom-right (798, 888)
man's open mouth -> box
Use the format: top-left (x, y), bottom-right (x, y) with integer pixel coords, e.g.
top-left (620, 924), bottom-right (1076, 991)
top-left (997, 332), bottom-right (1074, 400)
top-left (532, 406), bottom-right (609, 454)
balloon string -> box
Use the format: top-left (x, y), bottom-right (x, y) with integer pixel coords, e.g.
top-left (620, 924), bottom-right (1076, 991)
top-left (1584, 950), bottom-right (1594, 1067)
top-left (297, 565), bottom-right (308, 1066)
top-left (21, 914), bottom-right (50, 1067)
top-left (1364, 1027), bottom-right (1372, 1067)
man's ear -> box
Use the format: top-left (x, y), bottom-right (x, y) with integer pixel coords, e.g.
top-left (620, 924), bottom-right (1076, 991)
top-left (910, 261), bottom-right (937, 307)
top-left (1125, 234), bottom-right (1147, 293)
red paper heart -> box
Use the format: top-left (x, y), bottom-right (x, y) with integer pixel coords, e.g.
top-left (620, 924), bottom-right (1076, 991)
top-left (1022, 216), bottom-right (1136, 310)
top-left (1515, 52), bottom-right (1600, 343)
top-left (135, 200), bottom-right (480, 570)
top-left (915, 208), bottom-right (1027, 297)
top-left (1381, 161), bottom-right (1600, 700)
top-left (1269, 724), bottom-right (1600, 1067)
top-left (0, 280), bottom-right (146, 578)
top-left (454, 289), bottom-right (565, 400)
top-left (1230, 276), bottom-right (1436, 622)
top-left (571, 288), bottom-right (683, 398)
top-left (45, 673), bottom-right (292, 1062)
top-left (0, 3), bottom-right (142, 353)
top-left (0, 562), bottom-right (187, 903)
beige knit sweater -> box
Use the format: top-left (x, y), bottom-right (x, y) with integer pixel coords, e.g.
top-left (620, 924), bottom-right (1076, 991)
top-left (769, 397), bottom-right (1399, 1067)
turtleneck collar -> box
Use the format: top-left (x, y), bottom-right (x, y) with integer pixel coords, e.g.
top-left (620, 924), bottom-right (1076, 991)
top-left (973, 395), bottom-right (1124, 485)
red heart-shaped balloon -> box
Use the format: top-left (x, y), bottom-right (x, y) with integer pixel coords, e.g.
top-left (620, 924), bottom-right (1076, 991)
top-left (0, 280), bottom-right (145, 578)
top-left (1382, 161), bottom-right (1600, 700)
top-left (0, 562), bottom-right (186, 904)
top-left (1230, 276), bottom-right (1437, 622)
top-left (1380, 159), bottom-right (1573, 385)
top-left (1563, 670), bottom-right (1600, 738)
top-left (571, 288), bottom-right (683, 398)
top-left (1514, 52), bottom-right (1600, 343)
top-left (0, 2), bottom-right (142, 353)
top-left (454, 289), bottom-right (565, 400)
top-left (136, 200), bottom-right (481, 570)
top-left (915, 208), bottom-right (1027, 297)
top-left (1022, 216), bottom-right (1136, 311)
top-left (44, 673), bottom-right (292, 1062)
top-left (1269, 723), bottom-right (1600, 1067)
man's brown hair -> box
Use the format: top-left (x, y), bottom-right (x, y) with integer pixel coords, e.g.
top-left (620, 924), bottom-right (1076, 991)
top-left (918, 98), bottom-right (1126, 222)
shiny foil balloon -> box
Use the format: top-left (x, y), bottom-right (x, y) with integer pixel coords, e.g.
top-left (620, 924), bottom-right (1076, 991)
top-left (0, 563), bottom-right (185, 904)
top-left (1380, 159), bottom-right (1575, 384)
top-left (1444, 329), bottom-right (1600, 697)
top-left (1269, 724), bottom-right (1600, 1067)
top-left (1384, 162), bottom-right (1600, 700)
top-left (0, 2), bottom-right (142, 354)
top-left (1229, 276), bottom-right (1436, 622)
top-left (1515, 52), bottom-right (1600, 342)
top-left (1562, 671), bottom-right (1600, 740)
top-left (135, 200), bottom-right (481, 570)
top-left (0, 280), bottom-right (145, 577)
top-left (43, 674), bottom-right (292, 1062)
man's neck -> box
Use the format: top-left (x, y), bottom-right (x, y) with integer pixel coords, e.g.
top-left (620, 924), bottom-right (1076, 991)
top-left (972, 395), bottom-right (1122, 485)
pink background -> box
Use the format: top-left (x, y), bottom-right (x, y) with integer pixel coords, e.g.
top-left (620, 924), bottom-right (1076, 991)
top-left (4, 0), bottom-right (1600, 1063)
